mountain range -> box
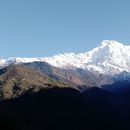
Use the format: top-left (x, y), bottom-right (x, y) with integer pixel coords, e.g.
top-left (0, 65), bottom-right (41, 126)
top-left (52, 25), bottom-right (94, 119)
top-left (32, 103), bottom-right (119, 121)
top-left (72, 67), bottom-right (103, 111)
top-left (1, 40), bottom-right (130, 72)
top-left (0, 40), bottom-right (130, 91)
top-left (0, 40), bottom-right (130, 129)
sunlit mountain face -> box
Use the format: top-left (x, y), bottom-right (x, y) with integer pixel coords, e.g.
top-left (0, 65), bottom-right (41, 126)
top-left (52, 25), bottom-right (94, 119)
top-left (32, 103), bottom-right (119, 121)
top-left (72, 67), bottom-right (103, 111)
top-left (0, 40), bottom-right (130, 130)
top-left (1, 40), bottom-right (130, 88)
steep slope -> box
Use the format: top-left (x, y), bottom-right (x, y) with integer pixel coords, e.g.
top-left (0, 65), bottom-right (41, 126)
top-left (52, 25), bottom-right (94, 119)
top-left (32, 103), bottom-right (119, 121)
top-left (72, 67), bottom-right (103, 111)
top-left (0, 40), bottom-right (130, 86)
top-left (0, 40), bottom-right (129, 72)
top-left (0, 65), bottom-right (69, 100)
top-left (42, 40), bottom-right (130, 74)
top-left (24, 62), bottom-right (96, 88)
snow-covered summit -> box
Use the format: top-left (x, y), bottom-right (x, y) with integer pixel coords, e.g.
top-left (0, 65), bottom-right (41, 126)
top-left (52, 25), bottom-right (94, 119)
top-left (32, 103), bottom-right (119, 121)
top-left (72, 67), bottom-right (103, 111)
top-left (83, 40), bottom-right (130, 74)
top-left (101, 40), bottom-right (123, 46)
top-left (0, 40), bottom-right (130, 76)
top-left (42, 40), bottom-right (130, 73)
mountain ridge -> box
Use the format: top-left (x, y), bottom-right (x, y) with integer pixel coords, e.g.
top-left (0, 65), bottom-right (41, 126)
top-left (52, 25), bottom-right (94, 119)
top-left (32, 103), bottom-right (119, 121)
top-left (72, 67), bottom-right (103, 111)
top-left (0, 40), bottom-right (129, 71)
top-left (0, 64), bottom-right (70, 100)
top-left (0, 40), bottom-right (130, 86)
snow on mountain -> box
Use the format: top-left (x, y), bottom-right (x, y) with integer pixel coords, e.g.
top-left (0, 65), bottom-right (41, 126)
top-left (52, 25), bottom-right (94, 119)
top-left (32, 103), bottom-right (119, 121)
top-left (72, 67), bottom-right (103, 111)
top-left (83, 40), bottom-right (130, 74)
top-left (0, 59), bottom-right (6, 68)
top-left (0, 57), bottom-right (43, 68)
top-left (0, 40), bottom-right (130, 76)
top-left (42, 40), bottom-right (130, 75)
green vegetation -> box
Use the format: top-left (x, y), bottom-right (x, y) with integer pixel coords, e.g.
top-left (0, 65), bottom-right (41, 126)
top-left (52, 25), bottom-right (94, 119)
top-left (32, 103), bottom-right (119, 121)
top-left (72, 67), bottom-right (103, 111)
top-left (0, 65), bottom-right (70, 100)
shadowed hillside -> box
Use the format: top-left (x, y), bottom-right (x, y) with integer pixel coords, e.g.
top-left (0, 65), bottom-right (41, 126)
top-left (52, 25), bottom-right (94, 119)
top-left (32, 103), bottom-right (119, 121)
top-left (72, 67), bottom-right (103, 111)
top-left (0, 64), bottom-right (130, 129)
top-left (0, 87), bottom-right (130, 130)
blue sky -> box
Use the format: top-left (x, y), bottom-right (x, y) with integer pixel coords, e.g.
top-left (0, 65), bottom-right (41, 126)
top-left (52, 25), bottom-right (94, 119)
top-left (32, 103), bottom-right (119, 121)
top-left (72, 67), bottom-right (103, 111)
top-left (0, 0), bottom-right (130, 58)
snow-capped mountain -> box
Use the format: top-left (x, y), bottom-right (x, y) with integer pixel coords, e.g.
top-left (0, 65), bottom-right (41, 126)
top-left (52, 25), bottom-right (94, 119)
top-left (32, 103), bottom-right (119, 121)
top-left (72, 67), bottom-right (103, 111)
top-left (1, 40), bottom-right (130, 75)
top-left (42, 40), bottom-right (130, 75)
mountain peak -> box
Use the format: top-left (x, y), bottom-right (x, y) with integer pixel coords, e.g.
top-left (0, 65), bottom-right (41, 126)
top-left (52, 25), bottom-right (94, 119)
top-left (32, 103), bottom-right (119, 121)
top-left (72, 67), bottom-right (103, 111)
top-left (101, 40), bottom-right (123, 47)
top-left (0, 40), bottom-right (130, 76)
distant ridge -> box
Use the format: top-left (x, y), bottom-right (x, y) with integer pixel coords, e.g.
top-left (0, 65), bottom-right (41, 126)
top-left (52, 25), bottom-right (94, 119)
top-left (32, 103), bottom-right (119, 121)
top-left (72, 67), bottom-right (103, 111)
top-left (0, 40), bottom-right (130, 86)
